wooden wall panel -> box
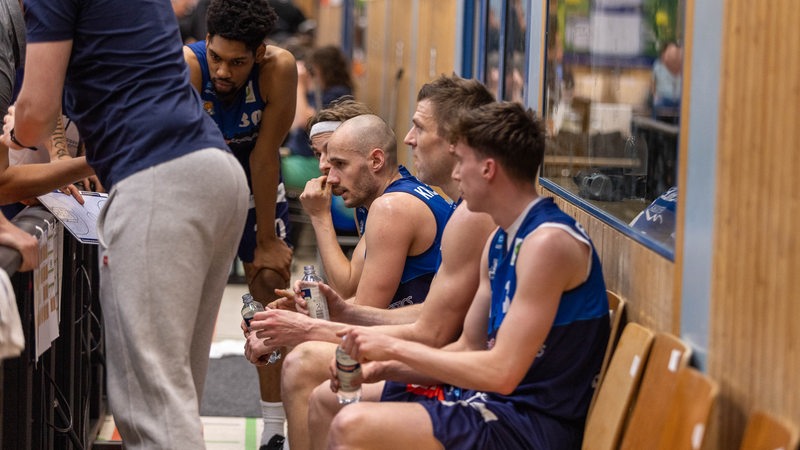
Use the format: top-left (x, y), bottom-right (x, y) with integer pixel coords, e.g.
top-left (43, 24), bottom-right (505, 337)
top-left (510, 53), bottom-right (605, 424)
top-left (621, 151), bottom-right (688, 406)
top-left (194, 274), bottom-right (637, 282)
top-left (362, 0), bottom-right (390, 117)
top-left (707, 0), bottom-right (800, 448)
top-left (386, 0), bottom-right (414, 168)
top-left (316, 4), bottom-right (343, 47)
top-left (400, 0), bottom-right (458, 167)
top-left (416, 0), bottom-right (457, 83)
top-left (543, 188), bottom-right (676, 334)
top-left (361, 0), bottom-right (456, 169)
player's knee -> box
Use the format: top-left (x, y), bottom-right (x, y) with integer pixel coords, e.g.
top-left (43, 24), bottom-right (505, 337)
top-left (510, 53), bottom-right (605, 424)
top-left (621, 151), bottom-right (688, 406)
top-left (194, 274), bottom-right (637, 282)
top-left (281, 342), bottom-right (324, 394)
top-left (328, 403), bottom-right (370, 447)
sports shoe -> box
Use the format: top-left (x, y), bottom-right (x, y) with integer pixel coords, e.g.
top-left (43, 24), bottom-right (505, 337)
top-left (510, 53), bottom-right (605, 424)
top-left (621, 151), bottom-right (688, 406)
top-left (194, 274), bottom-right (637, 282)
top-left (259, 434), bottom-right (285, 450)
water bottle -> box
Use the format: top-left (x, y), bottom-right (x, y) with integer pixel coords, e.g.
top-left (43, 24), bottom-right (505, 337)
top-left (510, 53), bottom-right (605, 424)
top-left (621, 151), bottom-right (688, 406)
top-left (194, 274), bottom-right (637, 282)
top-left (299, 265), bottom-right (330, 320)
top-left (335, 343), bottom-right (361, 404)
top-left (241, 293), bottom-right (281, 364)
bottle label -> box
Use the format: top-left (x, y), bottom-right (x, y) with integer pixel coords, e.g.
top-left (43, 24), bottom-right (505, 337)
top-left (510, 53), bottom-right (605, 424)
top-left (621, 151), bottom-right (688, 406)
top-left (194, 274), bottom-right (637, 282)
top-left (242, 311), bottom-right (255, 329)
top-left (337, 351), bottom-right (361, 392)
top-left (301, 285), bottom-right (329, 320)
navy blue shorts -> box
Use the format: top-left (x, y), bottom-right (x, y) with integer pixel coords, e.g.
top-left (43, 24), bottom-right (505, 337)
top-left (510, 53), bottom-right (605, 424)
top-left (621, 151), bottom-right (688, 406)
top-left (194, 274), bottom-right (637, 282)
top-left (237, 202), bottom-right (291, 263)
top-left (382, 386), bottom-right (583, 450)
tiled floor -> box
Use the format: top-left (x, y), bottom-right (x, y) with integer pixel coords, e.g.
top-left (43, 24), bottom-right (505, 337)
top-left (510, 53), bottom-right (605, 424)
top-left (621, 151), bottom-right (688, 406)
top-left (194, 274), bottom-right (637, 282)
top-left (95, 224), bottom-right (318, 449)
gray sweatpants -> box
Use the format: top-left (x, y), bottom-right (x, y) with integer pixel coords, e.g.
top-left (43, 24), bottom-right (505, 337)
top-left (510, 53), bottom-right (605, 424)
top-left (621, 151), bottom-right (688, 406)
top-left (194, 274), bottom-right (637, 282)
top-left (97, 149), bottom-right (249, 449)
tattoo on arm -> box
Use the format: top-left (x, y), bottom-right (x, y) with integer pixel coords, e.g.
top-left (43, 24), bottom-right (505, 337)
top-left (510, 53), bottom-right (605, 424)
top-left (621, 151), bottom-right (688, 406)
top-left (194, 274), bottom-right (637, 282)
top-left (50, 115), bottom-right (70, 160)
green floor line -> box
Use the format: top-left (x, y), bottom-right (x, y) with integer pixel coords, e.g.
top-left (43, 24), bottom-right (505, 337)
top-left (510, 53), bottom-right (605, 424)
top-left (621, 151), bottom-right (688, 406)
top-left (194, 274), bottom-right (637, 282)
top-left (246, 417), bottom-right (258, 450)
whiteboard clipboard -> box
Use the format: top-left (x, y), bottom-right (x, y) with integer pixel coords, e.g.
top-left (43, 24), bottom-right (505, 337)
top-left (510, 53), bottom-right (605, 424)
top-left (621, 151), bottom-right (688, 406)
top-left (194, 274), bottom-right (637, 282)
top-left (37, 191), bottom-right (107, 245)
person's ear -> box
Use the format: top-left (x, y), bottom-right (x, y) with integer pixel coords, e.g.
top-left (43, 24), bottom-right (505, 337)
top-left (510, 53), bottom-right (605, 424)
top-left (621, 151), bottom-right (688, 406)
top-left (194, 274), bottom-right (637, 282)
top-left (255, 44), bottom-right (267, 63)
top-left (483, 158), bottom-right (496, 180)
top-left (368, 148), bottom-right (385, 171)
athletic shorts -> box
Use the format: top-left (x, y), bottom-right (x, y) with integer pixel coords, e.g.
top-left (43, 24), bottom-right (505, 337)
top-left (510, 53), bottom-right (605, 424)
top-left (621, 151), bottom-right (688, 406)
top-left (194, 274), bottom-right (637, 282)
top-left (383, 385), bottom-right (584, 450)
top-left (237, 201), bottom-right (291, 263)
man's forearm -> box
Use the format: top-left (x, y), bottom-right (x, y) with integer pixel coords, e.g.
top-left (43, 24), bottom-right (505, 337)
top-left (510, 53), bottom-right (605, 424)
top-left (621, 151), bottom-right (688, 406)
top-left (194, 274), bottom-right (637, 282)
top-left (0, 157), bottom-right (94, 204)
top-left (336, 302), bottom-right (421, 327)
top-left (310, 214), bottom-right (357, 295)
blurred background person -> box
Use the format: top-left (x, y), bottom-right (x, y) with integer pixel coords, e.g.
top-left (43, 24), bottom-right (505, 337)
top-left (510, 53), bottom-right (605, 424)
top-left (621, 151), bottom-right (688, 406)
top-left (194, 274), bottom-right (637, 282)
top-left (282, 45), bottom-right (355, 194)
top-left (651, 41), bottom-right (682, 122)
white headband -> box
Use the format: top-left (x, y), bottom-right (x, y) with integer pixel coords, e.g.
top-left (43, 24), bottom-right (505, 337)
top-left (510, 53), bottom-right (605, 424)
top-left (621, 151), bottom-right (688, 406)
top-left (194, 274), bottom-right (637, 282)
top-left (309, 121), bottom-right (343, 138)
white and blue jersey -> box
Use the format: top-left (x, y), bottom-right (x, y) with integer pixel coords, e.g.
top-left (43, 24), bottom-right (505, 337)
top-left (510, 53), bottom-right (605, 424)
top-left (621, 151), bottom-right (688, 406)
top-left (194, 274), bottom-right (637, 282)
top-left (418, 197), bottom-right (609, 449)
top-left (188, 41), bottom-right (291, 261)
top-left (355, 166), bottom-right (451, 308)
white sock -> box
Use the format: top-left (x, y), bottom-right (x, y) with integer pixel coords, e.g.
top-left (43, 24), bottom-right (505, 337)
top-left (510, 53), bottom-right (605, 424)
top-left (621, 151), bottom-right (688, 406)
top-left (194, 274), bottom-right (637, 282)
top-left (261, 400), bottom-right (285, 445)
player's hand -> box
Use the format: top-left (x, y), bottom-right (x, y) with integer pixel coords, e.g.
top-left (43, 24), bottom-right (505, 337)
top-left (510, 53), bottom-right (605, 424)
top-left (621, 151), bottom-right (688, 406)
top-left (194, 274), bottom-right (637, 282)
top-left (0, 218), bottom-right (38, 272)
top-left (268, 287), bottom-right (308, 314)
top-left (1, 106), bottom-right (29, 151)
top-left (61, 184), bottom-right (85, 204)
top-left (299, 175), bottom-right (332, 218)
top-left (252, 237), bottom-right (292, 282)
top-left (318, 282), bottom-right (347, 321)
top-left (337, 326), bottom-right (400, 363)
top-left (251, 309), bottom-right (315, 349)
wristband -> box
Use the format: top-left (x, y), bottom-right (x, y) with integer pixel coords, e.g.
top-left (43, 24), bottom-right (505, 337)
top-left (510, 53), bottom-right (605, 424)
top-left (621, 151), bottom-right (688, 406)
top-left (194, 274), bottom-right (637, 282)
top-left (9, 128), bottom-right (38, 150)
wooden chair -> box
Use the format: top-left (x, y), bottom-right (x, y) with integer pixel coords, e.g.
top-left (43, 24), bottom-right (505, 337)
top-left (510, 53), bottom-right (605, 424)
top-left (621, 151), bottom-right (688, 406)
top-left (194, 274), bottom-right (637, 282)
top-left (656, 367), bottom-right (718, 450)
top-left (619, 332), bottom-right (692, 450)
top-left (587, 290), bottom-right (627, 415)
top-left (582, 322), bottom-right (654, 450)
top-left (739, 410), bottom-right (799, 450)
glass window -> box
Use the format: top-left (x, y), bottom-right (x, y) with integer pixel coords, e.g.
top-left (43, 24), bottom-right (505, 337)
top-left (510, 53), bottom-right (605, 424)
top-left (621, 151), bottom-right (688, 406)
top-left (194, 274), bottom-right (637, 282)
top-left (503, 0), bottom-right (528, 102)
top-left (484, 0), bottom-right (504, 99)
top-left (541, 0), bottom-right (684, 254)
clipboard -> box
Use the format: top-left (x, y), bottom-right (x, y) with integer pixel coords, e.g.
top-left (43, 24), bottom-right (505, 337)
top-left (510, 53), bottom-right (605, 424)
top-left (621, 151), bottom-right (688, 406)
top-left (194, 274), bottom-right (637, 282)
top-left (37, 191), bottom-right (107, 244)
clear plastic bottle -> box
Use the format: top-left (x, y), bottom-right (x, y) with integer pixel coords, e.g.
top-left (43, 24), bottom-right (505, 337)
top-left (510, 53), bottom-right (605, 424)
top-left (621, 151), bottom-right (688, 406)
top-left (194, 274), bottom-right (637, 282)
top-left (299, 265), bottom-right (330, 320)
top-left (241, 293), bottom-right (280, 364)
top-left (336, 344), bottom-right (361, 404)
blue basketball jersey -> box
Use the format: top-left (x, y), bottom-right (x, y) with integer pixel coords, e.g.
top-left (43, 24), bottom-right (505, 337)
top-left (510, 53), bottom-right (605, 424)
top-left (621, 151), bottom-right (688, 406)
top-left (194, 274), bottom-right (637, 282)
top-left (486, 197), bottom-right (609, 444)
top-left (188, 41), bottom-right (291, 259)
top-left (418, 197), bottom-right (609, 450)
top-left (355, 166), bottom-right (452, 308)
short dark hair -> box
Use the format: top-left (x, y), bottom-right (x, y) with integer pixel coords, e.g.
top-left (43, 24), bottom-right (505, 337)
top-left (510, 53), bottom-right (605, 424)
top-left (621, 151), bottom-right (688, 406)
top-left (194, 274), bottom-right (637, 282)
top-left (417, 74), bottom-right (495, 142)
top-left (452, 102), bottom-right (545, 183)
top-left (206, 0), bottom-right (277, 53)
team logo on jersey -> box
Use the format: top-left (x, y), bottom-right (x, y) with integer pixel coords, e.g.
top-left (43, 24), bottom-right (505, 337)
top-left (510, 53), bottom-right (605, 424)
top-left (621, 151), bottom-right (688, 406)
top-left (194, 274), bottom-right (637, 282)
top-left (509, 237), bottom-right (523, 266)
top-left (502, 280), bottom-right (511, 313)
top-left (203, 101), bottom-right (214, 115)
top-left (245, 81), bottom-right (256, 103)
top-left (488, 258), bottom-right (498, 280)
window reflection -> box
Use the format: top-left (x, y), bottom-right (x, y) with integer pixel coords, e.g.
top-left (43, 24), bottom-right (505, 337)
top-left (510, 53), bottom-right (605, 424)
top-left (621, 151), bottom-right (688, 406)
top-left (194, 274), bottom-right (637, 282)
top-left (484, 0), bottom-right (503, 99)
top-left (542, 0), bottom-right (683, 249)
top-left (503, 0), bottom-right (527, 102)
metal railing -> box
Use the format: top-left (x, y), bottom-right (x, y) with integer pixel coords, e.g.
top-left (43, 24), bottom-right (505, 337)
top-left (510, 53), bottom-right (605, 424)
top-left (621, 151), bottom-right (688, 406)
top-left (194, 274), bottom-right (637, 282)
top-left (1, 206), bottom-right (106, 450)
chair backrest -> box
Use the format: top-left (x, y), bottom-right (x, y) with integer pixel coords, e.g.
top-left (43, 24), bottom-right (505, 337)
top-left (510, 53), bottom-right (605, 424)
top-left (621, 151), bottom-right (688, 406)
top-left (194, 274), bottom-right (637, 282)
top-left (656, 367), bottom-right (719, 450)
top-left (582, 322), bottom-right (654, 450)
top-left (587, 290), bottom-right (627, 415)
top-left (619, 332), bottom-right (692, 450)
top-left (739, 410), bottom-right (799, 450)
